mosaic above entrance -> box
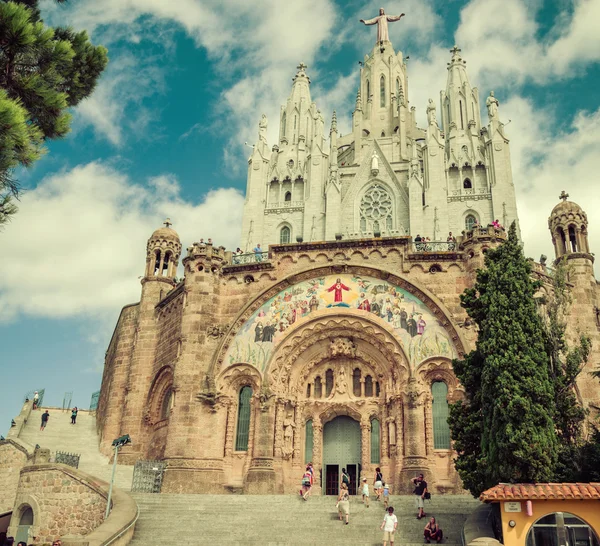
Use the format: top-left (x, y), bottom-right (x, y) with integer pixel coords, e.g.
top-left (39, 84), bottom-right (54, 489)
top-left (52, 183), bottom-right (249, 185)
top-left (223, 274), bottom-right (457, 371)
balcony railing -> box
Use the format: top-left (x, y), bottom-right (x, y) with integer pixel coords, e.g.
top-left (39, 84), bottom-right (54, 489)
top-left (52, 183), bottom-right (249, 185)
top-left (412, 241), bottom-right (457, 252)
top-left (231, 251), bottom-right (270, 265)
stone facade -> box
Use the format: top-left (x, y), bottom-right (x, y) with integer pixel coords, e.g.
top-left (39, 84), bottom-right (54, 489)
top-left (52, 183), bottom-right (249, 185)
top-left (0, 441), bottom-right (30, 514)
top-left (9, 465), bottom-right (107, 543)
top-left (97, 31), bottom-right (600, 496)
top-left (240, 43), bottom-right (519, 252)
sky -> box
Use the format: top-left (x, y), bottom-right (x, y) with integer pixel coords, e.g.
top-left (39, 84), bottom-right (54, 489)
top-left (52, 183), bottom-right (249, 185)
top-left (1, 0), bottom-right (599, 434)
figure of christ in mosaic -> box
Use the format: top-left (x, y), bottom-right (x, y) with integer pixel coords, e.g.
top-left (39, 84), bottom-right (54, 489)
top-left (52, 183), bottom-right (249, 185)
top-left (223, 274), bottom-right (457, 371)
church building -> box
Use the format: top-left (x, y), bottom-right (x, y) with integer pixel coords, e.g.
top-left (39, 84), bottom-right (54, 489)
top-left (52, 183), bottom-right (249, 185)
top-left (96, 14), bottom-right (600, 495)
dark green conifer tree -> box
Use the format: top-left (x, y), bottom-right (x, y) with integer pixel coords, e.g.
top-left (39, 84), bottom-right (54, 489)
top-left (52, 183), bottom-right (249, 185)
top-left (0, 0), bottom-right (108, 224)
top-left (449, 223), bottom-right (558, 496)
top-left (540, 258), bottom-right (591, 481)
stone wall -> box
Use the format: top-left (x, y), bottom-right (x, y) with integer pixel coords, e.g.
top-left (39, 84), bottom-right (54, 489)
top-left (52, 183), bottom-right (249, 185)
top-left (0, 441), bottom-right (31, 514)
top-left (9, 464), bottom-right (106, 543)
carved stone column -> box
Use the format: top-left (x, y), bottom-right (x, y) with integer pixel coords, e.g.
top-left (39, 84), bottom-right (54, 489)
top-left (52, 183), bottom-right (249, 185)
top-left (397, 378), bottom-right (429, 492)
top-left (312, 418), bottom-right (323, 489)
top-left (360, 418), bottom-right (371, 479)
top-left (244, 391), bottom-right (281, 493)
top-left (273, 400), bottom-right (285, 459)
top-left (380, 405), bottom-right (389, 467)
top-left (223, 397), bottom-right (235, 458)
top-left (292, 403), bottom-right (304, 462)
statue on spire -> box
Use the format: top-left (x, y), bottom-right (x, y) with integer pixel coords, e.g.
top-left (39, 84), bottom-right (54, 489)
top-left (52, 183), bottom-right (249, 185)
top-left (360, 8), bottom-right (405, 44)
top-left (486, 91), bottom-right (499, 121)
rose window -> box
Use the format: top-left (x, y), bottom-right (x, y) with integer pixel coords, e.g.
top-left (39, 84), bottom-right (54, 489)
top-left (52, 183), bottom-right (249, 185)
top-left (360, 184), bottom-right (393, 233)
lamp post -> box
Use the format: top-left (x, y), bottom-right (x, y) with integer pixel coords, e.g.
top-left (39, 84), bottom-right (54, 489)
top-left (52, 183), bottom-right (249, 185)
top-left (105, 434), bottom-right (131, 520)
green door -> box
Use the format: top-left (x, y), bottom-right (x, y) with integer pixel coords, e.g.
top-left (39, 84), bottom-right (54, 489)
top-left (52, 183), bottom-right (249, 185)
top-left (323, 416), bottom-right (361, 495)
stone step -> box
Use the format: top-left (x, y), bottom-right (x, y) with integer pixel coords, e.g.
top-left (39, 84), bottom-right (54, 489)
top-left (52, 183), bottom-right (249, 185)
top-left (129, 493), bottom-right (479, 546)
top-left (17, 407), bottom-right (133, 490)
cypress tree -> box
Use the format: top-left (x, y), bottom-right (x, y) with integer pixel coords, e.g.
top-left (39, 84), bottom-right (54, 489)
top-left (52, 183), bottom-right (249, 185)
top-left (0, 0), bottom-right (108, 224)
top-left (449, 223), bottom-right (558, 496)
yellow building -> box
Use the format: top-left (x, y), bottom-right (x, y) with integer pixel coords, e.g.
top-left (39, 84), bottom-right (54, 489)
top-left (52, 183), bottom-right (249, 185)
top-left (480, 483), bottom-right (600, 546)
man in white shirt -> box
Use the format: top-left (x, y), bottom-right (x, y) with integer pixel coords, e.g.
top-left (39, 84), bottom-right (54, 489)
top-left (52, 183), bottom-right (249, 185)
top-left (381, 506), bottom-right (398, 546)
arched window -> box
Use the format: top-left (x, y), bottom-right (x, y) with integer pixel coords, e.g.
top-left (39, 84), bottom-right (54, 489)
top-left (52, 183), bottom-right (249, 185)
top-left (160, 388), bottom-right (173, 420)
top-left (396, 78), bottom-right (400, 100)
top-left (568, 225), bottom-right (578, 252)
top-left (353, 369), bottom-right (361, 397)
top-left (314, 376), bottom-right (322, 399)
top-left (281, 113), bottom-right (286, 137)
top-left (367, 79), bottom-right (370, 99)
top-left (280, 226), bottom-right (291, 244)
top-left (325, 369), bottom-right (334, 397)
top-left (153, 249), bottom-right (161, 275)
top-left (306, 383), bottom-right (311, 398)
top-left (431, 381), bottom-right (451, 449)
top-left (19, 506), bottom-right (33, 525)
top-left (284, 191), bottom-right (292, 202)
top-left (235, 386), bottom-right (252, 451)
top-left (380, 75), bottom-right (386, 107)
top-left (526, 513), bottom-right (600, 546)
top-left (371, 418), bottom-right (381, 463)
top-left (360, 184), bottom-right (393, 235)
top-left (463, 178), bottom-right (472, 189)
top-left (305, 420), bottom-right (314, 463)
top-left (465, 214), bottom-right (478, 231)
top-left (558, 227), bottom-right (567, 254)
top-left (459, 100), bottom-right (464, 129)
top-left (375, 381), bottom-right (380, 396)
top-left (365, 375), bottom-right (373, 397)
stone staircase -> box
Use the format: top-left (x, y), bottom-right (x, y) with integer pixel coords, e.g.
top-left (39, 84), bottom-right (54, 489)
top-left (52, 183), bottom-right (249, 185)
top-left (130, 492), bottom-right (480, 545)
top-left (17, 407), bottom-right (133, 490)
top-left (17, 408), bottom-right (481, 545)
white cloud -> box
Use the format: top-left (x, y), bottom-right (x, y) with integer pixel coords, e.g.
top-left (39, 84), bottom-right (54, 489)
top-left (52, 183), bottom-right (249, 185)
top-left (501, 98), bottom-right (600, 268)
top-left (0, 162), bottom-right (244, 321)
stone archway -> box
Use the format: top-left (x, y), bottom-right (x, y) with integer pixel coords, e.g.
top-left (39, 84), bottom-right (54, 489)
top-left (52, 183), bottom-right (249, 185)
top-left (323, 416), bottom-right (361, 495)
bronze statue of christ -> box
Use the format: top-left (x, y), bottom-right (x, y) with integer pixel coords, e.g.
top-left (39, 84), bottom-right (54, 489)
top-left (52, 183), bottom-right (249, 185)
top-left (360, 7), bottom-right (405, 44)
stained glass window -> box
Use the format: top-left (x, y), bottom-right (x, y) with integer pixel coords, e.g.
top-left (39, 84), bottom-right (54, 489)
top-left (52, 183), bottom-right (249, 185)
top-left (235, 386), bottom-right (252, 451)
top-left (432, 381), bottom-right (451, 449)
top-left (305, 419), bottom-right (314, 463)
top-left (360, 184), bottom-right (393, 234)
top-left (371, 418), bottom-right (380, 463)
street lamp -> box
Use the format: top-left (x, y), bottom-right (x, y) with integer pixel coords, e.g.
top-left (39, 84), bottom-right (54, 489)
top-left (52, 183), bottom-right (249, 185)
top-left (105, 434), bottom-right (131, 519)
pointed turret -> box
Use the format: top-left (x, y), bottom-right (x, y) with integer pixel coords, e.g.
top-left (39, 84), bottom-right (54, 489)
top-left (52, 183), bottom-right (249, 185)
top-left (441, 46), bottom-right (481, 142)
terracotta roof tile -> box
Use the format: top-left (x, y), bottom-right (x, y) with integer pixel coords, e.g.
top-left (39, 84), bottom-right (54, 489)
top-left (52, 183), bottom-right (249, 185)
top-left (480, 483), bottom-right (600, 502)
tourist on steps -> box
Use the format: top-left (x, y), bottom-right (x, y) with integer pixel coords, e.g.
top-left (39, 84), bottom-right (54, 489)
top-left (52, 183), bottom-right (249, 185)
top-left (374, 467), bottom-right (383, 500)
top-left (424, 516), bottom-right (443, 543)
top-left (411, 473), bottom-right (428, 519)
top-left (336, 482), bottom-right (350, 524)
top-left (40, 410), bottom-right (50, 431)
top-left (380, 506), bottom-right (398, 546)
top-left (382, 482), bottom-right (391, 508)
top-left (340, 467), bottom-right (350, 490)
top-left (71, 407), bottom-right (78, 424)
top-left (300, 464), bottom-right (312, 500)
top-left (361, 477), bottom-right (370, 507)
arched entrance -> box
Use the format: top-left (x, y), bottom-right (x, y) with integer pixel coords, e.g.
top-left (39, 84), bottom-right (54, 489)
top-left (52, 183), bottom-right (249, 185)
top-left (323, 416), bottom-right (361, 495)
top-left (15, 506), bottom-right (33, 543)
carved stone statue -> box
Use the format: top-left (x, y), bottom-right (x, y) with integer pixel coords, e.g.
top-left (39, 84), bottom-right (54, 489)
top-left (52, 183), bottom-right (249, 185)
top-left (426, 98), bottom-right (437, 126)
top-left (259, 114), bottom-right (268, 143)
top-left (371, 150), bottom-right (379, 176)
top-left (486, 91), bottom-right (499, 121)
top-left (335, 367), bottom-right (349, 395)
top-left (360, 8), bottom-right (405, 44)
top-left (329, 337), bottom-right (357, 358)
top-left (282, 413), bottom-right (296, 459)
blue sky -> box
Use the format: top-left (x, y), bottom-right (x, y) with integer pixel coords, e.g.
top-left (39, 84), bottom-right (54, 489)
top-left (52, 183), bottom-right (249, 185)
top-left (1, 0), bottom-right (599, 434)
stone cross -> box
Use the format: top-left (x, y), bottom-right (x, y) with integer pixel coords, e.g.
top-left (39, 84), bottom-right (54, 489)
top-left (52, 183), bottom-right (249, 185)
top-left (450, 45), bottom-right (461, 57)
top-left (163, 218), bottom-right (172, 228)
top-left (297, 62), bottom-right (307, 73)
top-left (559, 190), bottom-right (569, 202)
